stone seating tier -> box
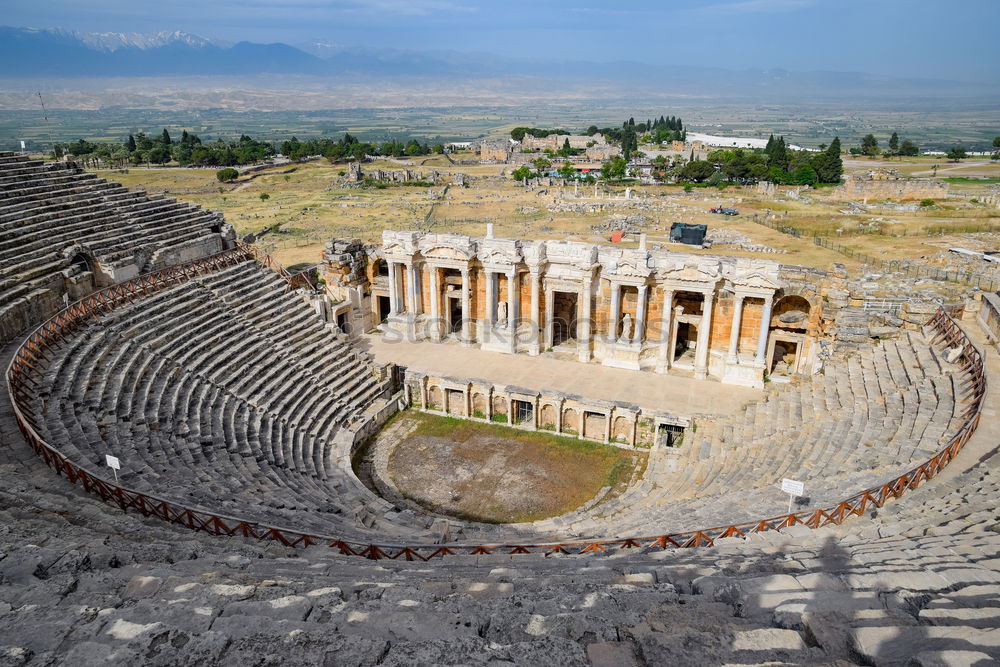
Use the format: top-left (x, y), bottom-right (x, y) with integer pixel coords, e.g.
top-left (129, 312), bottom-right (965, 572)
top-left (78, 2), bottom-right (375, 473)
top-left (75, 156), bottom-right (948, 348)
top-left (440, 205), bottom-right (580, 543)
top-left (20, 254), bottom-right (971, 549)
top-left (2, 369), bottom-right (999, 665)
top-left (0, 153), bottom-right (229, 343)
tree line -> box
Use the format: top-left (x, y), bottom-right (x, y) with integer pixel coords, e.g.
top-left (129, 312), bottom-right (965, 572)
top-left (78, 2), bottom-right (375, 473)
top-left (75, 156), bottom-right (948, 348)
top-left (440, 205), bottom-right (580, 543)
top-left (651, 137), bottom-right (843, 186)
top-left (51, 130), bottom-right (441, 168)
top-left (510, 135), bottom-right (844, 186)
top-left (510, 114), bottom-right (686, 157)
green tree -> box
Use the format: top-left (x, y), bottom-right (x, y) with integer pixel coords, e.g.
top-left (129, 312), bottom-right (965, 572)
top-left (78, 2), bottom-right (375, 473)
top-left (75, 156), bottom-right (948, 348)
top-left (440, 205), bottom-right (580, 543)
top-left (861, 134), bottom-right (879, 157)
top-left (601, 156), bottom-right (628, 181)
top-left (216, 168), bottom-right (239, 182)
top-left (790, 165), bottom-right (818, 186)
top-left (511, 165), bottom-right (532, 182)
top-left (812, 137), bottom-right (843, 183)
top-left (161, 128), bottom-right (171, 146)
top-left (992, 136), bottom-right (1000, 160)
top-left (621, 125), bottom-right (638, 161)
top-left (259, 193), bottom-right (270, 201)
top-left (126, 134), bottom-right (136, 152)
top-left (899, 139), bottom-right (919, 156)
top-left (767, 136), bottom-right (789, 170)
top-left (531, 157), bottom-right (551, 174)
top-left (946, 146), bottom-right (967, 162)
top-left (557, 161), bottom-right (576, 179)
top-left (680, 160), bottom-right (715, 182)
top-left (431, 144), bottom-right (444, 154)
top-left (888, 132), bottom-right (899, 155)
top-left (148, 145), bottom-right (170, 164)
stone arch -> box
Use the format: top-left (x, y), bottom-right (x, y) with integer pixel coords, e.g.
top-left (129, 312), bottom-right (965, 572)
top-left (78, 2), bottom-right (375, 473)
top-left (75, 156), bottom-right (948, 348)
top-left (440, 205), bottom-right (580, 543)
top-left (771, 294), bottom-right (812, 329)
top-left (427, 385), bottom-right (442, 409)
top-left (539, 403), bottom-right (557, 429)
top-left (472, 392), bottom-right (488, 417)
top-left (491, 395), bottom-right (507, 416)
top-left (62, 245), bottom-right (94, 274)
top-left (561, 407), bottom-right (579, 433)
top-left (613, 415), bottom-right (632, 442)
top-left (372, 258), bottom-right (389, 279)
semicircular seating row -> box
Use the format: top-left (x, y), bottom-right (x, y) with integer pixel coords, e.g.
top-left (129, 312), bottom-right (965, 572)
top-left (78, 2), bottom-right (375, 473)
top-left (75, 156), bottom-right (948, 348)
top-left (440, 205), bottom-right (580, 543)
top-left (0, 151), bottom-right (226, 341)
top-left (26, 260), bottom-right (575, 545)
top-left (25, 254), bottom-right (973, 547)
top-left (536, 330), bottom-right (969, 539)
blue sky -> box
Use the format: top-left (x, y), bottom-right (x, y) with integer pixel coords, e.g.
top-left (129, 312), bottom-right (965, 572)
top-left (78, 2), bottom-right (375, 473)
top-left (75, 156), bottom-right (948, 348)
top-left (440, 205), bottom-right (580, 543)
top-left (6, 0), bottom-right (999, 79)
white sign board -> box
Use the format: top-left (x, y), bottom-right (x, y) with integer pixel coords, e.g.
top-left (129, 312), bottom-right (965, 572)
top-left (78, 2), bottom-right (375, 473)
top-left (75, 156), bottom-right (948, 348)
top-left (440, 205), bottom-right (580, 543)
top-left (105, 454), bottom-right (121, 470)
top-left (781, 478), bottom-right (804, 496)
top-left (20, 140), bottom-right (26, 150)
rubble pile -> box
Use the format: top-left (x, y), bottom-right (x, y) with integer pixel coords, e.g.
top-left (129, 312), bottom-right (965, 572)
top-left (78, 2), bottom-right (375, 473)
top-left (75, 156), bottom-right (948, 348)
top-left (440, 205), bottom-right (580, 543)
top-left (590, 214), bottom-right (650, 234)
top-left (705, 228), bottom-right (787, 254)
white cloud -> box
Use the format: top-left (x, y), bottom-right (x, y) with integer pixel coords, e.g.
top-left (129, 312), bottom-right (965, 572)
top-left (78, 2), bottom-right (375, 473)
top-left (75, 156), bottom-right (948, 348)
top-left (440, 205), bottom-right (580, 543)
top-left (700, 0), bottom-right (814, 13)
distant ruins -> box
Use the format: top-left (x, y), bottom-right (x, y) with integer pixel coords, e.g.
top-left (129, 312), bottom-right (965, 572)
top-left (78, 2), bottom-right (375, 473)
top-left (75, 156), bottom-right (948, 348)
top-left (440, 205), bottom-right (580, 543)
top-left (833, 167), bottom-right (949, 201)
top-left (477, 134), bottom-right (622, 165)
top-left (344, 161), bottom-right (445, 185)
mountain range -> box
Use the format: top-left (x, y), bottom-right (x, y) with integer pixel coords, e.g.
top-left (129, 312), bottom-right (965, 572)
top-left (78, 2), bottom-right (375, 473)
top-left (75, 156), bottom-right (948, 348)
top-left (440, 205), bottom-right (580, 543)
top-left (0, 26), bottom-right (993, 101)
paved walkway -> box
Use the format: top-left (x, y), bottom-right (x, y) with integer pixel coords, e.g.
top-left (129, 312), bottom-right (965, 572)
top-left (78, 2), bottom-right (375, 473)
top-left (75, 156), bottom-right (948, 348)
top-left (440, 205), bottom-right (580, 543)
top-left (356, 335), bottom-right (761, 418)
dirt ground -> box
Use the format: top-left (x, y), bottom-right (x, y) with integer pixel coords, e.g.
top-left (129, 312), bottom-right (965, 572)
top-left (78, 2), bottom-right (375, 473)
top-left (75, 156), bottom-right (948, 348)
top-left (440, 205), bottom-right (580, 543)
top-left (385, 412), bottom-right (644, 524)
top-left (94, 154), bottom-right (999, 273)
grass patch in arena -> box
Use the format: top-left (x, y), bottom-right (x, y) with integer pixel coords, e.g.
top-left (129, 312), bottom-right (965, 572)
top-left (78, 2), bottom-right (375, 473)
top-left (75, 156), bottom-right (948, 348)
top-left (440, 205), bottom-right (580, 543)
top-left (386, 410), bottom-right (645, 524)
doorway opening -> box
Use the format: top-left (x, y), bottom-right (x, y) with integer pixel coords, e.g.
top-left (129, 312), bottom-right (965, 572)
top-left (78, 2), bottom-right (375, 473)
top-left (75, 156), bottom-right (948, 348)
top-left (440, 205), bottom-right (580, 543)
top-left (376, 295), bottom-right (391, 323)
top-left (657, 423), bottom-right (685, 448)
top-left (551, 291), bottom-right (579, 347)
top-left (512, 400), bottom-right (533, 425)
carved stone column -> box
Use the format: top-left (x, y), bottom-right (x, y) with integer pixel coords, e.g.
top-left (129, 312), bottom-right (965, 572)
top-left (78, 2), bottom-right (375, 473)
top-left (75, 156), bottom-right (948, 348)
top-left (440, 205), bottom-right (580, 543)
top-left (485, 270), bottom-right (496, 329)
top-left (633, 284), bottom-right (648, 344)
top-left (460, 267), bottom-right (473, 345)
top-left (694, 291), bottom-right (715, 380)
top-left (405, 261), bottom-right (420, 316)
top-left (578, 273), bottom-right (593, 363)
top-left (507, 269), bottom-right (519, 331)
top-left (607, 282), bottom-right (622, 343)
top-left (755, 294), bottom-right (774, 365)
top-left (727, 293), bottom-right (745, 363)
top-left (387, 261), bottom-right (399, 315)
top-left (428, 265), bottom-right (441, 341)
top-left (656, 288), bottom-right (674, 373)
top-left (529, 270), bottom-right (541, 355)
top-left (544, 288), bottom-right (555, 349)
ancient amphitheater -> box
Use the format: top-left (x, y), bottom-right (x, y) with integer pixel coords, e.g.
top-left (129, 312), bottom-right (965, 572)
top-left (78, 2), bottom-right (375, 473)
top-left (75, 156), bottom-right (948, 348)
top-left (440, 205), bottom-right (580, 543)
top-left (2, 150), bottom-right (999, 665)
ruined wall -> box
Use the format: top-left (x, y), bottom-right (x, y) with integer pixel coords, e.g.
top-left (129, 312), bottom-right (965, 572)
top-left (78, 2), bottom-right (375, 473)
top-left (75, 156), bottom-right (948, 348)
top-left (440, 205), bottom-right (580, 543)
top-left (833, 169), bottom-right (949, 201)
top-left (406, 370), bottom-right (688, 449)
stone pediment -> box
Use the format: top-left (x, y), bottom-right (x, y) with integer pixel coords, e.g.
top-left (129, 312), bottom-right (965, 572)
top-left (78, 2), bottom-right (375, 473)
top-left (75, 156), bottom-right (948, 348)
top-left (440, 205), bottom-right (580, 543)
top-left (418, 234), bottom-right (477, 261)
top-left (543, 241), bottom-right (597, 269)
top-left (732, 270), bottom-right (779, 290)
top-left (422, 245), bottom-right (475, 261)
top-left (477, 240), bottom-right (522, 267)
top-left (382, 230), bottom-right (422, 256)
top-left (605, 258), bottom-right (651, 279)
top-left (660, 261), bottom-right (720, 284)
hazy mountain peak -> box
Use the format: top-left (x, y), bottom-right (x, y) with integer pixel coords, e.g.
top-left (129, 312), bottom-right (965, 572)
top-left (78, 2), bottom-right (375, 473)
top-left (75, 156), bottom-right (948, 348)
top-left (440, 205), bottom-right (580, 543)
top-left (29, 27), bottom-right (221, 52)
